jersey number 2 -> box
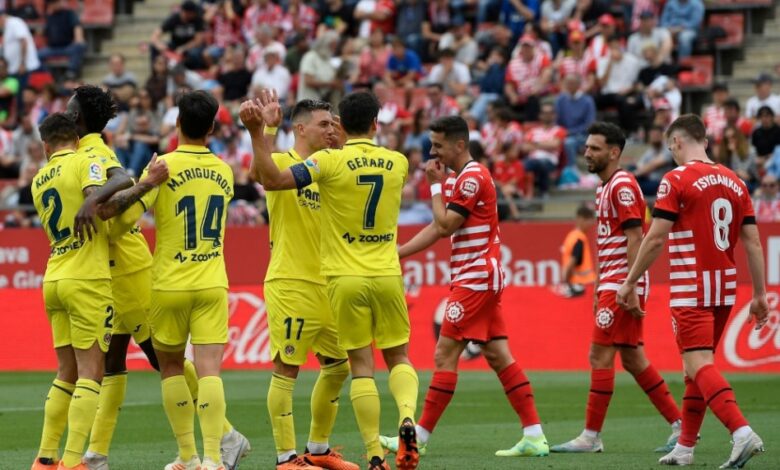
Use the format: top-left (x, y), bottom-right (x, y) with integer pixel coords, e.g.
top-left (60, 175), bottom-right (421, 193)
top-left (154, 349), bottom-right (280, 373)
top-left (175, 195), bottom-right (225, 249)
top-left (357, 175), bottom-right (383, 229)
top-left (711, 198), bottom-right (733, 251)
top-left (42, 188), bottom-right (71, 242)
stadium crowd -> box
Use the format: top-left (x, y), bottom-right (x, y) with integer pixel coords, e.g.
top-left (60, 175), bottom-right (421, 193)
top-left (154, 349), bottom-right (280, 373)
top-left (3, 0), bottom-right (780, 228)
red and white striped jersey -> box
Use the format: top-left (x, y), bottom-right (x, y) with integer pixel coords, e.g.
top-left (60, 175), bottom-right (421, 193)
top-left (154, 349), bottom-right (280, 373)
top-left (524, 124), bottom-right (567, 165)
top-left (654, 162), bottom-right (756, 308)
top-left (595, 170), bottom-right (648, 295)
top-left (443, 160), bottom-right (503, 292)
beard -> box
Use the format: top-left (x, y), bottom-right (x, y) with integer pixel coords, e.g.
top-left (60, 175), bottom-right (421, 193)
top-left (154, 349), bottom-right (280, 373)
top-left (587, 159), bottom-right (607, 174)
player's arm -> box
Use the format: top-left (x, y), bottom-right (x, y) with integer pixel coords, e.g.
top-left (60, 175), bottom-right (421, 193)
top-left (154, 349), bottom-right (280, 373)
top-left (241, 90), bottom-right (302, 191)
top-left (74, 166), bottom-right (134, 242)
top-left (562, 239), bottom-right (584, 285)
top-left (618, 217), bottom-right (673, 314)
top-left (624, 223), bottom-right (643, 272)
top-left (96, 154), bottom-right (169, 220)
top-left (427, 160), bottom-right (466, 236)
top-left (398, 223), bottom-right (443, 258)
top-left (740, 220), bottom-right (770, 328)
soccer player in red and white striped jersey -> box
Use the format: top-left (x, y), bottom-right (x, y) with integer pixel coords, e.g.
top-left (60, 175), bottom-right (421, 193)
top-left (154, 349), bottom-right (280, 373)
top-left (618, 115), bottom-right (769, 468)
top-left (383, 116), bottom-right (549, 460)
top-left (552, 122), bottom-right (682, 455)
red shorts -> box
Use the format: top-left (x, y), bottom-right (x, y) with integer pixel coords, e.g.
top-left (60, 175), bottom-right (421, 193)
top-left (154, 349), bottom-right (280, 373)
top-left (592, 290), bottom-right (645, 348)
top-left (670, 306), bottom-right (732, 354)
top-left (440, 287), bottom-right (507, 343)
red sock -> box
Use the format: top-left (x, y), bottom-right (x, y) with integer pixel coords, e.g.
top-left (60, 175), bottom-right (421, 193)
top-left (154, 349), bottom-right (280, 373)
top-left (634, 365), bottom-right (682, 424)
top-left (680, 376), bottom-right (706, 447)
top-left (497, 363), bottom-right (540, 427)
top-left (417, 370), bottom-right (458, 433)
top-left (585, 368), bottom-right (614, 432)
top-left (694, 364), bottom-right (749, 433)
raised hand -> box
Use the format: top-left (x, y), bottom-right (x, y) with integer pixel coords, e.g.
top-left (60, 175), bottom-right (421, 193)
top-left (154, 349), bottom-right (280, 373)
top-left (141, 153), bottom-right (169, 186)
top-left (257, 88), bottom-right (283, 128)
top-left (239, 99), bottom-right (263, 133)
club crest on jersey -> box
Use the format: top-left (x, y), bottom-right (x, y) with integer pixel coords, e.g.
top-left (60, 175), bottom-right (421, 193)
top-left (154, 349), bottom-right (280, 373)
top-left (445, 301), bottom-right (465, 323)
top-left (103, 332), bottom-right (112, 346)
top-left (657, 179), bottom-right (671, 199)
top-left (305, 158), bottom-right (320, 173)
top-left (595, 307), bottom-right (614, 329)
top-left (460, 177), bottom-right (480, 198)
top-left (284, 344), bottom-right (296, 356)
top-left (617, 187), bottom-right (635, 206)
top-left (89, 163), bottom-right (103, 181)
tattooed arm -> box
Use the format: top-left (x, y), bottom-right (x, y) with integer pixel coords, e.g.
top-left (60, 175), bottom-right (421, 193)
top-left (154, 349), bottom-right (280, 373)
top-left (75, 166), bottom-right (134, 241)
top-left (97, 154), bottom-right (168, 220)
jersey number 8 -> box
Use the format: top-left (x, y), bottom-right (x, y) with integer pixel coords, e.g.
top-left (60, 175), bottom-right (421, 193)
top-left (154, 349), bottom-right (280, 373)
top-left (711, 198), bottom-right (733, 251)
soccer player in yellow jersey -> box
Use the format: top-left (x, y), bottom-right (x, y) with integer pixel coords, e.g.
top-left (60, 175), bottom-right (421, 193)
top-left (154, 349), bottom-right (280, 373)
top-left (97, 91), bottom-right (233, 470)
top-left (65, 86), bottom-right (249, 470)
top-left (249, 99), bottom-right (358, 470)
top-left (30, 113), bottom-right (167, 470)
top-left (241, 90), bottom-right (420, 470)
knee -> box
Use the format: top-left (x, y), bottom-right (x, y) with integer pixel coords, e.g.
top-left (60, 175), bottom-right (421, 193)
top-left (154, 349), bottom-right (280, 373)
top-left (57, 362), bottom-right (78, 384)
top-left (433, 346), bottom-right (458, 371)
top-left (381, 346), bottom-right (409, 370)
top-left (482, 347), bottom-right (510, 373)
top-left (588, 348), bottom-right (612, 369)
top-left (620, 351), bottom-right (648, 376)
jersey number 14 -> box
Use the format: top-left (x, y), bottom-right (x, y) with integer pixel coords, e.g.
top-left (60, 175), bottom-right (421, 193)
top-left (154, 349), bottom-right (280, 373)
top-left (175, 195), bottom-right (225, 249)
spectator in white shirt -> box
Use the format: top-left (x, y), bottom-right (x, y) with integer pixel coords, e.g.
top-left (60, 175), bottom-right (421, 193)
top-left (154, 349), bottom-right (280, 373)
top-left (0, 11), bottom-right (40, 76)
top-left (627, 10), bottom-right (673, 67)
top-left (540, 0), bottom-right (577, 57)
top-left (438, 19), bottom-right (479, 67)
top-left (425, 48), bottom-right (471, 97)
top-left (250, 48), bottom-right (291, 103)
top-left (595, 35), bottom-right (643, 133)
top-left (745, 73), bottom-right (780, 120)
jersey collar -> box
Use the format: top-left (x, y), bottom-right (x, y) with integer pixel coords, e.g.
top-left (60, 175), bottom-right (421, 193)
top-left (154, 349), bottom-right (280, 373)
top-left (457, 159), bottom-right (477, 175)
top-left (78, 133), bottom-right (105, 150)
top-left (50, 149), bottom-right (76, 160)
top-left (288, 148), bottom-right (303, 161)
top-left (176, 144), bottom-right (212, 154)
top-left (344, 138), bottom-right (377, 147)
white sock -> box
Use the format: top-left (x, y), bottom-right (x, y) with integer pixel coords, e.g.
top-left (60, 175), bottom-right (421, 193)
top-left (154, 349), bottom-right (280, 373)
top-left (674, 444), bottom-right (694, 453)
top-left (307, 441), bottom-right (329, 455)
top-left (415, 425), bottom-right (431, 444)
top-left (733, 425), bottom-right (753, 440)
top-left (582, 429), bottom-right (599, 439)
top-left (523, 424), bottom-right (543, 437)
top-left (672, 419), bottom-right (682, 429)
top-left (222, 426), bottom-right (234, 438)
top-left (277, 450), bottom-right (297, 464)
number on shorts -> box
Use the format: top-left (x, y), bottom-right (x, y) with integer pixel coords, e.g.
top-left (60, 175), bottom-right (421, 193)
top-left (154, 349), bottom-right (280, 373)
top-left (357, 175), bottom-right (383, 229)
top-left (42, 188), bottom-right (71, 242)
top-left (284, 317), bottom-right (304, 340)
top-left (175, 195), bottom-right (225, 250)
top-left (104, 306), bottom-right (115, 328)
top-left (711, 198), bottom-right (733, 251)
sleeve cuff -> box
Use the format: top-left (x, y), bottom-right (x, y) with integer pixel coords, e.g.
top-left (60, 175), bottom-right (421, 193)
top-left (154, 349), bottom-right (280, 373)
top-left (621, 218), bottom-right (643, 230)
top-left (743, 215), bottom-right (757, 225)
top-left (652, 208), bottom-right (678, 221)
top-left (447, 202), bottom-right (470, 218)
top-left (290, 163), bottom-right (313, 190)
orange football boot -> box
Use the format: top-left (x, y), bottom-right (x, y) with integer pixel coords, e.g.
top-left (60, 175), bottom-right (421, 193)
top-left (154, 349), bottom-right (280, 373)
top-left (303, 448), bottom-right (359, 470)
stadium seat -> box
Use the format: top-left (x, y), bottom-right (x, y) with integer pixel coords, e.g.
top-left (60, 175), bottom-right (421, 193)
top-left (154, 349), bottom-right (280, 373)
top-left (678, 56), bottom-right (714, 90)
top-left (707, 12), bottom-right (744, 75)
top-left (82, 0), bottom-right (116, 54)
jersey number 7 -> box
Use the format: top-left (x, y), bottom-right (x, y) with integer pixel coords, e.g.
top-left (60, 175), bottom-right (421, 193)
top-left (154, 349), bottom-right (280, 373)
top-left (357, 175), bottom-right (383, 230)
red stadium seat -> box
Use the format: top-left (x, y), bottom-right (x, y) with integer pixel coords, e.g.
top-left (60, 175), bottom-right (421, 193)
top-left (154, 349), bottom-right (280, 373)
top-left (708, 13), bottom-right (744, 48)
top-left (678, 56), bottom-right (714, 89)
top-left (82, 0), bottom-right (115, 27)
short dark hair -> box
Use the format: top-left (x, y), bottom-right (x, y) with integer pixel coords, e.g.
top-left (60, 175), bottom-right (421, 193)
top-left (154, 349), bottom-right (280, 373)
top-left (429, 115), bottom-right (469, 144)
top-left (758, 105), bottom-right (775, 118)
top-left (587, 121), bottom-right (626, 151)
top-left (291, 99), bottom-right (332, 123)
top-left (724, 98), bottom-right (740, 111)
top-left (73, 85), bottom-right (118, 134)
top-left (576, 205), bottom-right (595, 219)
top-left (39, 113), bottom-right (79, 147)
top-left (666, 114), bottom-right (707, 142)
top-left (178, 90), bottom-right (219, 139)
top-left (439, 48), bottom-right (456, 59)
top-left (338, 91), bottom-right (380, 135)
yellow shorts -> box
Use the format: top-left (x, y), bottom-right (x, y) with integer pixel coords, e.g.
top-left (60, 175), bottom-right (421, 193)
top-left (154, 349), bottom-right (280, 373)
top-left (43, 279), bottom-right (113, 353)
top-left (150, 288), bottom-right (228, 352)
top-left (326, 275), bottom-right (410, 351)
top-left (111, 268), bottom-right (151, 343)
top-left (265, 279), bottom-right (347, 366)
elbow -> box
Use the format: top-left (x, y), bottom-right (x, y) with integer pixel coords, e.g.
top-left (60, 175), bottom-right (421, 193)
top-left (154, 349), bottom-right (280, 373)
top-left (434, 223), bottom-right (455, 238)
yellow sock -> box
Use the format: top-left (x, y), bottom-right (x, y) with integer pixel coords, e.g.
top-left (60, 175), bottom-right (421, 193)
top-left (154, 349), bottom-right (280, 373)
top-left (197, 376), bottom-right (226, 463)
top-left (388, 363), bottom-right (419, 425)
top-left (88, 373), bottom-right (127, 456)
top-left (62, 379), bottom-right (101, 467)
top-left (184, 359), bottom-right (234, 438)
top-left (37, 379), bottom-right (75, 460)
top-left (309, 360), bottom-right (349, 445)
top-left (161, 375), bottom-right (197, 460)
top-left (350, 378), bottom-right (383, 461)
top-left (267, 374), bottom-right (296, 455)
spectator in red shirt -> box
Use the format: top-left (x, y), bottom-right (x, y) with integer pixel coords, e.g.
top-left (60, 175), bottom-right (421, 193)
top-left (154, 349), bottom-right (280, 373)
top-left (482, 104), bottom-right (524, 164)
top-left (724, 98), bottom-right (754, 141)
top-left (555, 29), bottom-right (596, 93)
top-left (424, 83), bottom-right (459, 121)
top-left (280, 0), bottom-right (319, 42)
top-left (203, 0), bottom-right (241, 66)
top-left (493, 139), bottom-right (526, 219)
top-left (504, 34), bottom-right (552, 121)
top-left (753, 174), bottom-right (780, 222)
top-left (523, 102), bottom-right (567, 197)
top-left (354, 0), bottom-right (395, 38)
top-left (357, 29), bottom-right (391, 86)
top-left (703, 82), bottom-right (730, 144)
top-left (242, 0), bottom-right (282, 45)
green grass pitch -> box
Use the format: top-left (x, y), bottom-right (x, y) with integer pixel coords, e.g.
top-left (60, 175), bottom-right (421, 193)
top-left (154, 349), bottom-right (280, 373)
top-left (1, 371), bottom-right (778, 469)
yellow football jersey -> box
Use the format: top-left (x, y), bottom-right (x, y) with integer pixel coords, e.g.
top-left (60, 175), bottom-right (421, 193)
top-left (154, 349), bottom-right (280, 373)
top-left (296, 138), bottom-right (408, 277)
top-left (265, 149), bottom-right (325, 285)
top-left (32, 149), bottom-right (111, 281)
top-left (77, 133), bottom-right (152, 276)
top-left (140, 145), bottom-right (234, 290)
